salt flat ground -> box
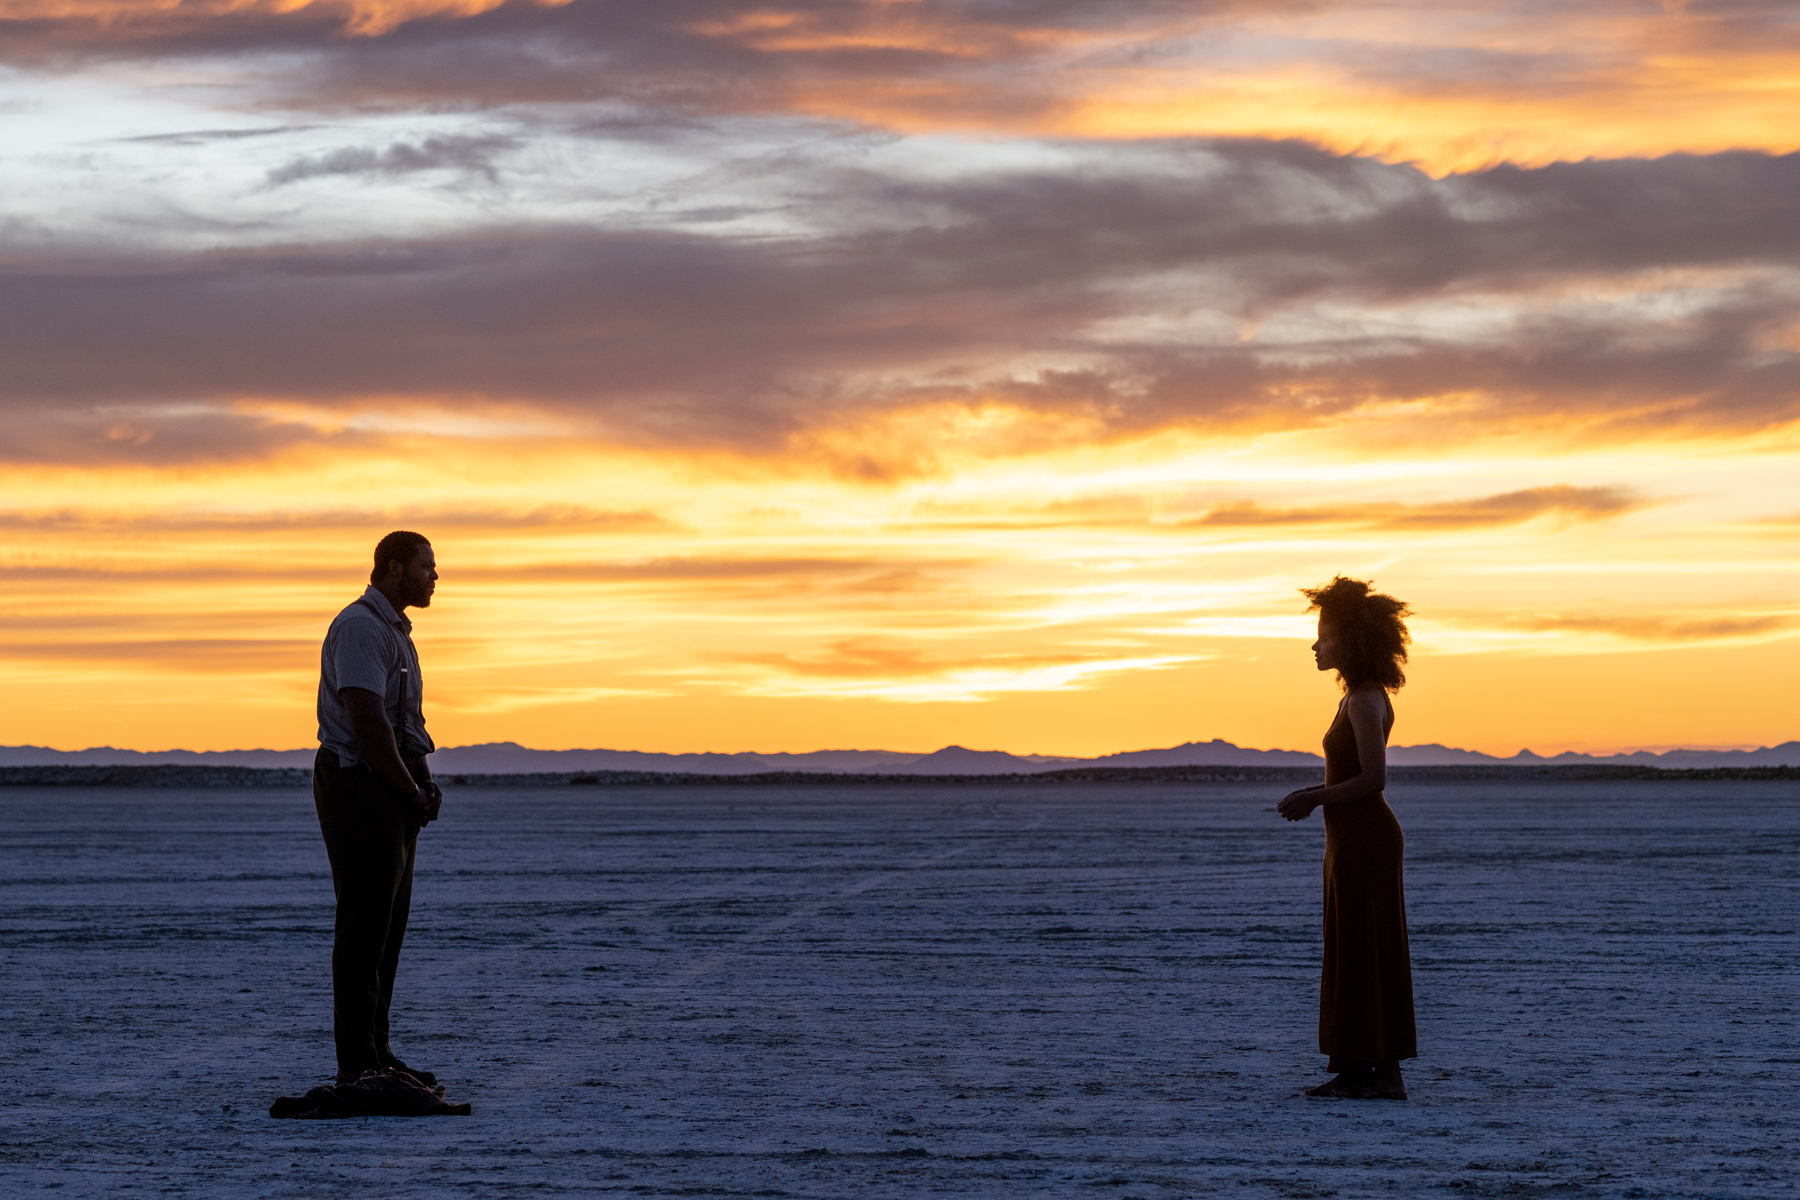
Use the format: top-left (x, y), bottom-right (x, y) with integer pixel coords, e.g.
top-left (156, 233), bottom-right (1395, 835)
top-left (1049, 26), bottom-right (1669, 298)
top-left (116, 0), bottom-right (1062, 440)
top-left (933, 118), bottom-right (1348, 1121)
top-left (1, 781), bottom-right (1795, 1199)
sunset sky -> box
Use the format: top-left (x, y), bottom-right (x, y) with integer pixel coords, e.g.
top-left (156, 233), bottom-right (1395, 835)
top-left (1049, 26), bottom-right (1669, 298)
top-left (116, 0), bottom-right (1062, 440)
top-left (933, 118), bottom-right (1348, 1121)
top-left (3, 0), bottom-right (1797, 757)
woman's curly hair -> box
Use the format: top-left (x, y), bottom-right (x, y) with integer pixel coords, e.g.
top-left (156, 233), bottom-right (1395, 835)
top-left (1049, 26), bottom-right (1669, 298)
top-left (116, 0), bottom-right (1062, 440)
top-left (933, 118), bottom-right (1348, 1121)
top-left (1301, 576), bottom-right (1412, 692)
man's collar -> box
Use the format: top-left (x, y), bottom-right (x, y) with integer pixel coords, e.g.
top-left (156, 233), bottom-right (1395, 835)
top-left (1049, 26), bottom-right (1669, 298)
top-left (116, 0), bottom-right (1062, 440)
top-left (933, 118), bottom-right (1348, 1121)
top-left (359, 585), bottom-right (413, 633)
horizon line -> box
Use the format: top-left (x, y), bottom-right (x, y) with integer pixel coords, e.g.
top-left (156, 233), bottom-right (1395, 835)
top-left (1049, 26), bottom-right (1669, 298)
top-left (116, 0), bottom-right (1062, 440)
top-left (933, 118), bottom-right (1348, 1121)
top-left (4, 738), bottom-right (1793, 759)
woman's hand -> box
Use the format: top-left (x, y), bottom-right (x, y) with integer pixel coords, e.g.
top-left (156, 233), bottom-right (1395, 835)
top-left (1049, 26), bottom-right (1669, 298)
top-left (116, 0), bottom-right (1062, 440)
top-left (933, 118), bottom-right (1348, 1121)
top-left (1276, 785), bottom-right (1324, 821)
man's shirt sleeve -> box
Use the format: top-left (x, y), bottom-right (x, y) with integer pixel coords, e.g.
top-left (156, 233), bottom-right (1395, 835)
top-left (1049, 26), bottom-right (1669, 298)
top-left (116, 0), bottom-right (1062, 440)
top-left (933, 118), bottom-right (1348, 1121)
top-left (329, 615), bottom-right (392, 697)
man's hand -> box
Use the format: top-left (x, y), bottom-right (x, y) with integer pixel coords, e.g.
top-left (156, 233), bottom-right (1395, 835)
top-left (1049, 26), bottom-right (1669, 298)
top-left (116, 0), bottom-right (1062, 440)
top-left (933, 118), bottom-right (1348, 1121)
top-left (340, 686), bottom-right (435, 822)
top-left (405, 782), bottom-right (443, 826)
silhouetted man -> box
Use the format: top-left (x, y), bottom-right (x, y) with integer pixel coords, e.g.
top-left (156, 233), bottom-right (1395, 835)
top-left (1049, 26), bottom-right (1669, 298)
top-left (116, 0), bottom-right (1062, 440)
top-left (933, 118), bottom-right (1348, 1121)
top-left (313, 530), bottom-right (443, 1084)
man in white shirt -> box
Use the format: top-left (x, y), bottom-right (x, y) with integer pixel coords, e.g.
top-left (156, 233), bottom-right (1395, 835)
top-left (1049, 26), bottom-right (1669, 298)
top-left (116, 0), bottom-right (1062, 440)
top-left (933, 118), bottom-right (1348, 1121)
top-left (313, 530), bottom-right (444, 1084)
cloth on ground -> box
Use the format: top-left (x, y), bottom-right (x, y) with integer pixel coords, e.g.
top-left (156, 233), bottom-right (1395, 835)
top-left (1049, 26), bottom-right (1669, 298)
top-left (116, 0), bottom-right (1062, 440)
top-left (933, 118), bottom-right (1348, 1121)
top-left (269, 1067), bottom-right (471, 1118)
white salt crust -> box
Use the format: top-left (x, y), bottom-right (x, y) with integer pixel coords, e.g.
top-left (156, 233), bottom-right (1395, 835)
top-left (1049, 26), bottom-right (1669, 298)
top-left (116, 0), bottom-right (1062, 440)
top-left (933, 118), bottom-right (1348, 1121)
top-left (1, 780), bottom-right (1794, 1197)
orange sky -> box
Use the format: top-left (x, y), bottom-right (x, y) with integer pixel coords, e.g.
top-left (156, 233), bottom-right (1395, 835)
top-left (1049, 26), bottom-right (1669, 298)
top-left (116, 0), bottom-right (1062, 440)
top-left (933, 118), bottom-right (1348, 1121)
top-left (1, 0), bottom-right (1797, 756)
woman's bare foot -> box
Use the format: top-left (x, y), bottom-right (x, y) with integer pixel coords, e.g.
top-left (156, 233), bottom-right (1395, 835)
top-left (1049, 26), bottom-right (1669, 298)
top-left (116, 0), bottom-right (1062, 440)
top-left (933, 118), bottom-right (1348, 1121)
top-left (1305, 1069), bottom-right (1371, 1097)
top-left (1369, 1060), bottom-right (1407, 1100)
top-left (1304, 1063), bottom-right (1407, 1099)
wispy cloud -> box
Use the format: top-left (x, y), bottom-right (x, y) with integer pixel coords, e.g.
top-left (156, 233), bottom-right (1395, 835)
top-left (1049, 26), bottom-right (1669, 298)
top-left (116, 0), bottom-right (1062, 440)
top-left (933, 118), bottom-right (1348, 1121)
top-left (1190, 486), bottom-right (1650, 530)
top-left (5, 144), bottom-right (1799, 469)
top-left (266, 134), bottom-right (517, 186)
top-left (0, 0), bottom-right (570, 41)
top-left (0, 504), bottom-right (669, 533)
top-left (8, 2), bottom-right (1796, 170)
top-left (1494, 612), bottom-right (1799, 644)
top-left (0, 637), bottom-right (315, 672)
top-left (726, 642), bottom-right (1202, 703)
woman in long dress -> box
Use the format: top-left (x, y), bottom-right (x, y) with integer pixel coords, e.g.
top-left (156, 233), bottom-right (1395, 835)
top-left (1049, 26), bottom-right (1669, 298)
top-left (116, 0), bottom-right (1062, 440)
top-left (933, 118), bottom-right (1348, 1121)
top-left (1277, 576), bottom-right (1417, 1100)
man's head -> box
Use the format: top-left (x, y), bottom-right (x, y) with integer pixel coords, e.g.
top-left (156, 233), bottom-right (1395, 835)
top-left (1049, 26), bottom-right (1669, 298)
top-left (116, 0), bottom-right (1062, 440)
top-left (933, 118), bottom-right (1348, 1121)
top-left (371, 531), bottom-right (437, 610)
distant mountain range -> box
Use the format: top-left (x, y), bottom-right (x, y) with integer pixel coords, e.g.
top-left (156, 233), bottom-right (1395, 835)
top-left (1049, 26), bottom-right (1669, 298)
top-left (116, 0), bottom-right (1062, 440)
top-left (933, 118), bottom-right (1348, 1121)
top-left (3, 737), bottom-right (1797, 773)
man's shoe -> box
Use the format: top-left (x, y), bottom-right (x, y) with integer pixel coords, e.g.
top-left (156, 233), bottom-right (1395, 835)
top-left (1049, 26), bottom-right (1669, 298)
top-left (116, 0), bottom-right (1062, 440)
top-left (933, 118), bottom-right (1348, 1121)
top-left (378, 1056), bottom-right (437, 1088)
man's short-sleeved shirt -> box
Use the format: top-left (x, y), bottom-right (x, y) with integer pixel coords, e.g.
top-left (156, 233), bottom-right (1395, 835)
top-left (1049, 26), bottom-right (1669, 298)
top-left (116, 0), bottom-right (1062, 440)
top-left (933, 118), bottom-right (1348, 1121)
top-left (317, 586), bottom-right (436, 765)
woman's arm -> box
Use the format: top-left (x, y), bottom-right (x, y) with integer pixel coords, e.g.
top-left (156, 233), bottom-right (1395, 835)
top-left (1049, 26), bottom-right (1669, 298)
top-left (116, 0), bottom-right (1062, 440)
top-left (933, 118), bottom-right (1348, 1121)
top-left (1275, 691), bottom-right (1389, 820)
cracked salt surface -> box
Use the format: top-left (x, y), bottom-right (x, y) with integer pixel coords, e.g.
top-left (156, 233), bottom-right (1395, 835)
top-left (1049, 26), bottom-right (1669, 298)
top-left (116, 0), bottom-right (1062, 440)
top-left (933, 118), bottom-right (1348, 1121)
top-left (1, 780), bottom-right (1795, 1198)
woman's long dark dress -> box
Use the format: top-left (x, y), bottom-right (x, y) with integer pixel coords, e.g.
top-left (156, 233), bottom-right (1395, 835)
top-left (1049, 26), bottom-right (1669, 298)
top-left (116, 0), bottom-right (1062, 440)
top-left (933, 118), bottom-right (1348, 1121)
top-left (1319, 690), bottom-right (1417, 1068)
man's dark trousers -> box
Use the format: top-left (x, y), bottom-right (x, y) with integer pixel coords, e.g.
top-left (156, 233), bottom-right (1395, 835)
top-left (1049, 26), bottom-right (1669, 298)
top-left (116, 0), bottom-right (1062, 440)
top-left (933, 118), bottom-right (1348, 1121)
top-left (313, 747), bottom-right (423, 1079)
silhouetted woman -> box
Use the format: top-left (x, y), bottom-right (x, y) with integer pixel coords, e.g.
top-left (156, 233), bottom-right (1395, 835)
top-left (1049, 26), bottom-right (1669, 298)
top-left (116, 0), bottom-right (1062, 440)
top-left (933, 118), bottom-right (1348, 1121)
top-left (1277, 576), bottom-right (1417, 1099)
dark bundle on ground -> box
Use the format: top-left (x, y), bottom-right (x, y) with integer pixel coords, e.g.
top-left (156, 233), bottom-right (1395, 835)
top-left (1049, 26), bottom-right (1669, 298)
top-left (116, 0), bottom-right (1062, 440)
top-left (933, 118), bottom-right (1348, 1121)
top-left (268, 1068), bottom-right (471, 1119)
